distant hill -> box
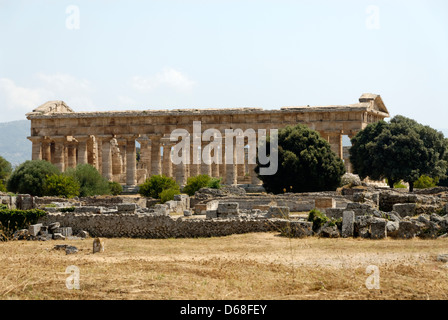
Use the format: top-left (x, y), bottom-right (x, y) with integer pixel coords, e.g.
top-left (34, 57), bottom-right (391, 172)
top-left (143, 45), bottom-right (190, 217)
top-left (0, 120), bottom-right (30, 167)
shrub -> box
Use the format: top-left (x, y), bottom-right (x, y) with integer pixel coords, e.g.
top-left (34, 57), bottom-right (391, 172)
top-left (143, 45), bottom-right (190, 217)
top-left (7, 160), bottom-right (60, 196)
top-left (65, 164), bottom-right (111, 197)
top-left (160, 187), bottom-right (181, 204)
top-left (43, 174), bottom-right (80, 198)
top-left (414, 175), bottom-right (437, 189)
top-left (308, 209), bottom-right (329, 232)
top-left (109, 181), bottom-right (123, 196)
top-left (0, 180), bottom-right (6, 193)
top-left (139, 175), bottom-right (180, 199)
top-left (0, 208), bottom-right (47, 233)
top-left (183, 174), bottom-right (212, 196)
top-left (208, 177), bottom-right (222, 189)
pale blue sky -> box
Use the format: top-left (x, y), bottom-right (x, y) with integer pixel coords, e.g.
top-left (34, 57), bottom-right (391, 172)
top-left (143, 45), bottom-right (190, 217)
top-left (0, 0), bottom-right (447, 130)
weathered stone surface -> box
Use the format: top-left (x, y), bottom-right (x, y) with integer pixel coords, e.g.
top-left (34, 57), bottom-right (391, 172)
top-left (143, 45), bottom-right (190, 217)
top-left (74, 206), bottom-right (103, 214)
top-left (319, 225), bottom-right (340, 238)
top-left (279, 221), bottom-right (313, 238)
top-left (217, 202), bottom-right (239, 214)
top-left (53, 233), bottom-right (66, 240)
top-left (28, 224), bottom-right (42, 236)
top-left (65, 245), bottom-right (78, 255)
top-left (116, 203), bottom-right (137, 213)
top-left (77, 230), bottom-right (89, 238)
top-left (49, 222), bottom-right (60, 231)
top-left (342, 210), bottom-right (355, 238)
top-left (392, 203), bottom-right (417, 217)
top-left (370, 219), bottom-right (387, 239)
top-left (395, 221), bottom-right (423, 239)
top-left (386, 220), bottom-right (399, 237)
top-left (267, 206), bottom-right (290, 219)
top-left (205, 210), bottom-right (217, 219)
top-left (437, 254), bottom-right (448, 263)
top-left (314, 198), bottom-right (335, 211)
top-left (183, 210), bottom-right (192, 217)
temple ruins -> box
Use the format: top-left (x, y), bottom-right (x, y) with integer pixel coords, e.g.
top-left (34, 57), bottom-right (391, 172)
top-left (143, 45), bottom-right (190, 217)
top-left (26, 93), bottom-right (389, 187)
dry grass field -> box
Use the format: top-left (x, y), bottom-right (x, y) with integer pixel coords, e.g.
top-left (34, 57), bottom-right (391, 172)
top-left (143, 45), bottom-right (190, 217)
top-left (1, 232), bottom-right (448, 300)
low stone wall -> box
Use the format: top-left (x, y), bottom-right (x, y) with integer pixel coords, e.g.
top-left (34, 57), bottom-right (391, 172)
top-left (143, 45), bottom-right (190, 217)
top-left (37, 212), bottom-right (312, 238)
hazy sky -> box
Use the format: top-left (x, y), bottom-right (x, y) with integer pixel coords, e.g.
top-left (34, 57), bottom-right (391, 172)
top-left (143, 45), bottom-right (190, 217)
top-left (0, 0), bottom-right (447, 129)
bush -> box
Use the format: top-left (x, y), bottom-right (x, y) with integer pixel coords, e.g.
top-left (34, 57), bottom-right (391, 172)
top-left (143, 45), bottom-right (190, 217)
top-left (109, 181), bottom-right (123, 196)
top-left (414, 175), bottom-right (437, 189)
top-left (160, 187), bottom-right (181, 203)
top-left (139, 175), bottom-right (180, 199)
top-left (307, 209), bottom-right (329, 232)
top-left (0, 180), bottom-right (6, 193)
top-left (0, 208), bottom-right (47, 233)
top-left (183, 174), bottom-right (221, 196)
top-left (208, 177), bottom-right (222, 189)
top-left (65, 164), bottom-right (111, 197)
top-left (7, 160), bottom-right (60, 196)
top-left (43, 174), bottom-right (80, 198)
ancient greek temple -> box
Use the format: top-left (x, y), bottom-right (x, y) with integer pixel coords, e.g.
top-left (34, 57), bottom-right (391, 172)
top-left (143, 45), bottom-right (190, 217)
top-left (26, 93), bottom-right (389, 186)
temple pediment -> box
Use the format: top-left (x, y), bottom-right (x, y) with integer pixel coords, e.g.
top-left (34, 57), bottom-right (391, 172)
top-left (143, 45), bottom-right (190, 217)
top-left (359, 93), bottom-right (389, 114)
top-left (27, 100), bottom-right (74, 115)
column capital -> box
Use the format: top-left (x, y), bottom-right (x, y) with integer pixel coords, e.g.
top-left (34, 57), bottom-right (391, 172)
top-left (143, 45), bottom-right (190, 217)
top-left (27, 136), bottom-right (43, 142)
top-left (73, 135), bottom-right (90, 142)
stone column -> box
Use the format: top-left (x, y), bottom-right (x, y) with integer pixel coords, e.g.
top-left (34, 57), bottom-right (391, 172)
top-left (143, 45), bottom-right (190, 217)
top-left (125, 135), bottom-right (138, 186)
top-left (136, 136), bottom-right (151, 181)
top-left (28, 136), bottom-right (42, 161)
top-left (98, 135), bottom-right (113, 181)
top-left (220, 139), bottom-right (226, 180)
top-left (211, 147), bottom-right (220, 178)
top-left (175, 145), bottom-right (188, 186)
top-left (66, 138), bottom-right (78, 169)
top-left (328, 132), bottom-right (343, 159)
top-left (42, 138), bottom-right (52, 162)
top-left (162, 140), bottom-right (173, 178)
top-left (75, 135), bottom-right (89, 165)
top-left (150, 135), bottom-right (162, 176)
top-left (189, 143), bottom-right (200, 178)
top-left (225, 140), bottom-right (237, 185)
top-left (201, 141), bottom-right (212, 176)
top-left (52, 136), bottom-right (66, 172)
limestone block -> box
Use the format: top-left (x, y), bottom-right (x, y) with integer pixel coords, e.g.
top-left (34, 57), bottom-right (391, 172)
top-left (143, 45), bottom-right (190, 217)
top-left (74, 206), bottom-right (103, 214)
top-left (392, 203), bottom-right (416, 218)
top-left (28, 224), bottom-right (42, 236)
top-left (205, 210), bottom-right (217, 219)
top-left (183, 210), bottom-right (192, 217)
top-left (116, 203), bottom-right (137, 213)
top-left (315, 197), bottom-right (335, 210)
top-left (342, 210), bottom-right (355, 238)
top-left (267, 206), bottom-right (290, 218)
top-left (370, 220), bottom-right (387, 239)
top-left (217, 202), bottom-right (239, 214)
top-left (154, 204), bottom-right (169, 215)
top-left (53, 233), bottom-right (66, 240)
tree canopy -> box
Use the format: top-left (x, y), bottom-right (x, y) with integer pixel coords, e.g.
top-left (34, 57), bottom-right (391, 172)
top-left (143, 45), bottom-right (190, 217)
top-left (350, 115), bottom-right (448, 191)
top-left (255, 124), bottom-right (346, 194)
top-left (7, 160), bottom-right (60, 196)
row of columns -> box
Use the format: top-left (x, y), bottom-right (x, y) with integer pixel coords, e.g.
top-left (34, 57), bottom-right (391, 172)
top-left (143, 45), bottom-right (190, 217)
top-left (28, 134), bottom-right (262, 187)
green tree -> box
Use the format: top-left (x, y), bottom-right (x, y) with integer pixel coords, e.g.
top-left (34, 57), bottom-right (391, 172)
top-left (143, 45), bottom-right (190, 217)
top-left (0, 156), bottom-right (12, 187)
top-left (255, 124), bottom-right (345, 194)
top-left (414, 175), bottom-right (437, 189)
top-left (138, 175), bottom-right (180, 199)
top-left (350, 115), bottom-right (448, 192)
top-left (7, 160), bottom-right (60, 196)
top-left (65, 164), bottom-right (111, 197)
top-left (43, 174), bottom-right (80, 198)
